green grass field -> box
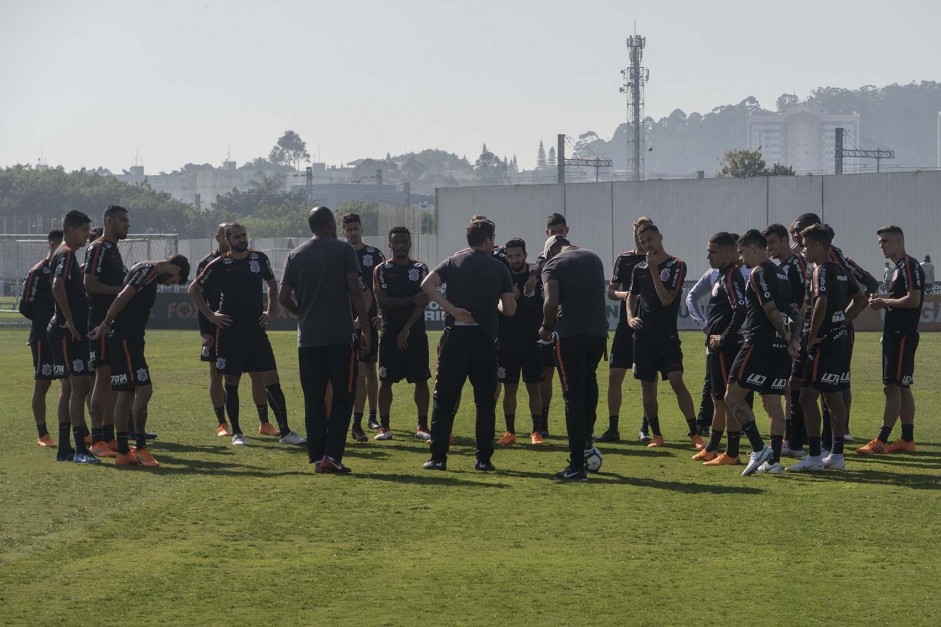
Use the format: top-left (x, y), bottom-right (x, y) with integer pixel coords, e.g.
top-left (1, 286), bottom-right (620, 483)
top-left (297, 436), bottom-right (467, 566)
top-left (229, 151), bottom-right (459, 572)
top-left (1, 327), bottom-right (939, 625)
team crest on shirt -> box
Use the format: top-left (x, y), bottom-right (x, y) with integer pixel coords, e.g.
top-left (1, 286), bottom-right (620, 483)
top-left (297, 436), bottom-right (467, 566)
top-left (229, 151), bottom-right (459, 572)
top-left (73, 359), bottom-right (85, 373)
top-left (216, 358), bottom-right (226, 369)
top-left (250, 253), bottom-right (258, 260)
top-left (408, 268), bottom-right (421, 282)
top-left (223, 258), bottom-right (233, 265)
top-left (136, 368), bottom-right (149, 383)
top-left (379, 366), bottom-right (388, 378)
top-left (660, 268), bottom-right (671, 282)
top-left (41, 364), bottom-right (53, 376)
top-left (362, 254), bottom-right (374, 267)
top-left (249, 260), bottom-right (261, 273)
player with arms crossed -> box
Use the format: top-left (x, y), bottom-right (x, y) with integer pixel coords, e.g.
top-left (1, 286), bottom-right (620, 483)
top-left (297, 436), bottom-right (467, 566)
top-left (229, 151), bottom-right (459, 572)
top-left (857, 225), bottom-right (925, 455)
top-left (189, 223), bottom-right (304, 447)
top-left (373, 226), bottom-right (432, 440)
top-left (89, 255), bottom-right (190, 466)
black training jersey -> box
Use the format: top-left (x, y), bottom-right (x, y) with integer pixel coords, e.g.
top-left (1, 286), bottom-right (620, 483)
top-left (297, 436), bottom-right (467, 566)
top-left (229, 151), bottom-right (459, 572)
top-left (50, 245), bottom-right (88, 336)
top-left (196, 250), bottom-right (274, 328)
top-left (780, 253), bottom-right (807, 310)
top-left (830, 245), bottom-right (878, 296)
top-left (355, 245), bottom-right (385, 314)
top-left (884, 254), bottom-right (925, 335)
top-left (83, 237), bottom-right (126, 322)
top-left (810, 261), bottom-right (859, 342)
top-left (196, 251), bottom-right (221, 335)
top-left (19, 258), bottom-right (54, 343)
top-left (743, 260), bottom-right (790, 343)
top-left (706, 264), bottom-right (747, 341)
top-left (432, 248), bottom-right (513, 340)
top-left (112, 262), bottom-right (159, 339)
top-left (611, 249), bottom-right (645, 323)
top-left (374, 259), bottom-right (429, 332)
top-left (499, 268), bottom-right (544, 348)
top-left (629, 256), bottom-right (687, 338)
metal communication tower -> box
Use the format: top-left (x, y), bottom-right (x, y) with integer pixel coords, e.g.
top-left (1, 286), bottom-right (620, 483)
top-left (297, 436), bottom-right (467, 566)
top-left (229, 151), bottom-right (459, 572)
top-left (620, 34), bottom-right (648, 181)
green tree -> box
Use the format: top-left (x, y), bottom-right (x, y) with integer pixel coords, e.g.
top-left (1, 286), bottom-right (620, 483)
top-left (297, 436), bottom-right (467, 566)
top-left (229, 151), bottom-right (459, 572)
top-left (536, 141), bottom-right (547, 169)
top-left (768, 163), bottom-right (795, 176)
top-left (474, 149), bottom-right (508, 185)
top-left (268, 130), bottom-right (311, 170)
top-left (718, 148), bottom-right (767, 177)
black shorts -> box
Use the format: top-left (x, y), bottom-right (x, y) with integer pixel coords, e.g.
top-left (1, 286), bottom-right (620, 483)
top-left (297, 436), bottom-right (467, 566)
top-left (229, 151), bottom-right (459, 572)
top-left (30, 339), bottom-right (56, 381)
top-left (803, 333), bottom-right (851, 393)
top-left (498, 343), bottom-right (544, 385)
top-left (790, 334), bottom-right (808, 379)
top-left (882, 332), bottom-right (918, 387)
top-left (632, 334), bottom-right (683, 382)
top-left (707, 340), bottom-right (743, 400)
top-left (727, 339), bottom-right (789, 395)
top-left (108, 336), bottom-right (151, 392)
top-left (356, 324), bottom-right (379, 363)
top-left (541, 342), bottom-right (556, 368)
top-left (88, 312), bottom-right (110, 368)
top-left (48, 327), bottom-right (93, 378)
top-left (214, 327), bottom-right (277, 375)
top-left (609, 323), bottom-right (634, 369)
top-left (379, 326), bottom-right (430, 384)
top-left (200, 337), bottom-right (217, 363)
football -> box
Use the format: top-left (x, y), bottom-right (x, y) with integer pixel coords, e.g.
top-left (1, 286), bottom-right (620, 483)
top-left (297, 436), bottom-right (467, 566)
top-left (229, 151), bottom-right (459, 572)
top-left (584, 447), bottom-right (603, 472)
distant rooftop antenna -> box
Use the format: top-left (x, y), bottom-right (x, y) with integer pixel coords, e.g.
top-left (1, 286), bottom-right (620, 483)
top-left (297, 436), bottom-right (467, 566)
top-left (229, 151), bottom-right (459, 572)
top-left (620, 29), bottom-right (648, 181)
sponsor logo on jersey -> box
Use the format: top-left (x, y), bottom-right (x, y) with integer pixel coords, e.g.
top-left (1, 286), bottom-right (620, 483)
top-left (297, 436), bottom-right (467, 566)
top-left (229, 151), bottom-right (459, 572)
top-left (745, 373), bottom-right (766, 386)
top-left (53, 364), bottom-right (65, 377)
top-left (111, 374), bottom-right (128, 385)
top-left (223, 258), bottom-right (233, 265)
top-left (250, 253), bottom-right (258, 260)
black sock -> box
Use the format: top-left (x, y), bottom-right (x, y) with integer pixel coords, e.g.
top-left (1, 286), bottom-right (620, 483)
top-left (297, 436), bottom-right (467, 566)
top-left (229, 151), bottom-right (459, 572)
top-left (136, 432), bottom-right (146, 451)
top-left (224, 384), bottom-right (241, 435)
top-left (78, 424), bottom-right (90, 439)
top-left (608, 415), bottom-right (619, 431)
top-left (726, 431), bottom-right (741, 457)
top-left (380, 414), bottom-right (390, 430)
top-left (504, 414), bottom-right (515, 433)
top-left (117, 432), bottom-right (130, 455)
top-left (640, 415), bottom-right (650, 433)
top-left (784, 419), bottom-right (792, 443)
top-left (821, 404), bottom-right (832, 449)
top-left (647, 416), bottom-right (662, 436)
top-left (352, 411), bottom-right (364, 429)
top-left (789, 389), bottom-right (805, 449)
top-left (92, 427), bottom-right (103, 443)
top-left (36, 422), bottom-right (49, 438)
top-left (73, 426), bottom-right (88, 454)
top-left (540, 407), bottom-right (550, 432)
top-left (877, 426), bottom-right (892, 444)
top-left (127, 411), bottom-right (135, 436)
top-left (740, 421), bottom-right (765, 452)
top-left (256, 404), bottom-right (269, 424)
top-left (809, 436), bottom-right (822, 458)
top-left (832, 440), bottom-right (845, 455)
top-left (531, 415), bottom-right (541, 433)
top-left (266, 384), bottom-right (290, 435)
top-left (214, 406), bottom-right (226, 425)
top-left (770, 435), bottom-right (783, 464)
top-left (685, 418), bottom-right (698, 437)
top-left (901, 424), bottom-right (914, 442)
top-left (417, 416), bottom-right (429, 429)
top-left (369, 409), bottom-right (377, 423)
top-left (102, 425), bottom-right (115, 442)
top-left (706, 429), bottom-right (724, 453)
top-left (58, 423), bottom-right (72, 454)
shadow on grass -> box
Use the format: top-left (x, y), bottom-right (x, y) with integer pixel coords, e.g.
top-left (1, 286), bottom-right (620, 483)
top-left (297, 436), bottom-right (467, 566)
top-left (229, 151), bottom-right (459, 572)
top-left (352, 471), bottom-right (510, 488)
top-left (150, 441), bottom-right (231, 454)
top-left (784, 467), bottom-right (940, 490)
top-left (498, 468), bottom-right (765, 493)
top-left (127, 455), bottom-right (309, 477)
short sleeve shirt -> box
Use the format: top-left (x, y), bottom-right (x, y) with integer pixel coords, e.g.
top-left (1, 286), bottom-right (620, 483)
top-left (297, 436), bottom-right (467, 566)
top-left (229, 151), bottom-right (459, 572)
top-left (743, 260), bottom-right (790, 343)
top-left (50, 245), bottom-right (88, 336)
top-left (629, 256), bottom-right (687, 339)
top-left (112, 262), bottom-right (159, 339)
top-left (355, 245), bottom-right (386, 314)
top-left (432, 248), bottom-right (513, 340)
top-left (196, 250), bottom-right (274, 329)
top-left (19, 259), bottom-right (54, 343)
top-left (542, 247), bottom-right (608, 338)
top-left (374, 259), bottom-right (429, 332)
top-left (83, 237), bottom-right (126, 321)
top-left (499, 268), bottom-right (544, 347)
top-left (281, 237), bottom-right (362, 348)
top-left (885, 254), bottom-right (925, 335)
top-left (706, 264), bottom-right (747, 338)
top-left (611, 250), bottom-right (646, 323)
top-left (811, 261), bottom-right (859, 342)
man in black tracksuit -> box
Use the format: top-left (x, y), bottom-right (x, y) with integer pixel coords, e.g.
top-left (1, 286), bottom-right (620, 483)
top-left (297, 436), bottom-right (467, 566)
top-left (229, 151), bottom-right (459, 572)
top-left (540, 235), bottom-right (609, 481)
top-left (421, 217), bottom-right (516, 471)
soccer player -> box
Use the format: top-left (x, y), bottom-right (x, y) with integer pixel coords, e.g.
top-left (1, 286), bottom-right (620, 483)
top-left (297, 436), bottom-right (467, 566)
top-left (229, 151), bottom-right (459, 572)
top-left (83, 205), bottom-right (129, 456)
top-left (495, 237), bottom-right (544, 446)
top-left (279, 207), bottom-right (369, 474)
top-left (536, 212), bottom-right (569, 437)
top-left (857, 225), bottom-right (925, 455)
top-left (724, 230), bottom-right (798, 476)
top-left (372, 226), bottom-right (431, 440)
top-left (691, 233), bottom-right (748, 466)
top-left (764, 223), bottom-right (807, 457)
top-left (787, 224), bottom-right (866, 471)
top-left (599, 217), bottom-right (649, 443)
top-left (790, 212), bottom-right (878, 447)
top-left (626, 222), bottom-right (704, 449)
top-left (420, 217), bottom-right (515, 471)
top-left (88, 255), bottom-right (190, 466)
top-left (189, 223), bottom-right (304, 447)
top-left (48, 210), bottom-right (97, 464)
top-left (540, 235), bottom-right (608, 481)
top-left (341, 213), bottom-right (385, 439)
top-left (196, 223), bottom-right (271, 437)
top-left (19, 230), bottom-right (64, 448)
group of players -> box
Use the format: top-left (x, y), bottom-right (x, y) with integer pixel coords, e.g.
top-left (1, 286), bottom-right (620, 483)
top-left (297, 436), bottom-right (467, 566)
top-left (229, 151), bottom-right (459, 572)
top-left (19, 204), bottom-right (924, 479)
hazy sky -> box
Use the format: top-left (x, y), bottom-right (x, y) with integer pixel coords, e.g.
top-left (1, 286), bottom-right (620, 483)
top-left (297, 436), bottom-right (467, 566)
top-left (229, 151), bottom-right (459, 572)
top-left (2, 0), bottom-right (938, 173)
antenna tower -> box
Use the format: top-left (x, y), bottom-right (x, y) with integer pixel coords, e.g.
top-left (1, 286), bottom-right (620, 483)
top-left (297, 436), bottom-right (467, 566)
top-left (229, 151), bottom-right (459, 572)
top-left (620, 33), bottom-right (648, 180)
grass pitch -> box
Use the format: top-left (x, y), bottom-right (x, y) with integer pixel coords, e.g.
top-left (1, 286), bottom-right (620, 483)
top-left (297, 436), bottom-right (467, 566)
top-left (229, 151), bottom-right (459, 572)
top-left (0, 328), bottom-right (939, 625)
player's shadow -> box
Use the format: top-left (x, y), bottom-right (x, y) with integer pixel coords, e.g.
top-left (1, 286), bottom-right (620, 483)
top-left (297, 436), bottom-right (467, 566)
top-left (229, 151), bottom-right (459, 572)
top-left (785, 468), bottom-right (940, 490)
top-left (142, 455), bottom-right (308, 477)
top-left (499, 468), bottom-right (765, 493)
top-left (842, 454), bottom-right (941, 472)
top-left (151, 441), bottom-right (231, 455)
top-left (599, 446), bottom-right (679, 458)
top-left (355, 472), bottom-right (510, 488)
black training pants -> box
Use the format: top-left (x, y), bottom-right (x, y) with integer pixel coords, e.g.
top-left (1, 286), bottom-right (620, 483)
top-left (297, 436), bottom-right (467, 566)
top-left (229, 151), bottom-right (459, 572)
top-left (298, 343), bottom-right (358, 464)
top-left (554, 335), bottom-right (606, 466)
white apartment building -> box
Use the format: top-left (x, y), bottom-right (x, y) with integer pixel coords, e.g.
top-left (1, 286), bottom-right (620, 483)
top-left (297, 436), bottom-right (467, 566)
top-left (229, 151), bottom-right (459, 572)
top-left (747, 105), bottom-right (860, 174)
